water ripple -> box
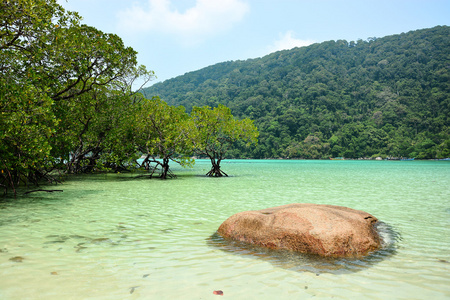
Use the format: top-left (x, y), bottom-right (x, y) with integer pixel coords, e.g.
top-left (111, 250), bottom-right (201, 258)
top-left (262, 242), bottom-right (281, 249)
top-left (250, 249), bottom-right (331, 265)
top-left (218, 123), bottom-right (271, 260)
top-left (0, 160), bottom-right (449, 299)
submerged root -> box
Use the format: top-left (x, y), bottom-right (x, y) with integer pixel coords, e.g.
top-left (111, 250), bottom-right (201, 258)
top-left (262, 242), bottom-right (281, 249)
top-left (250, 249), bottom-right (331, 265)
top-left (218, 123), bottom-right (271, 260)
top-left (206, 166), bottom-right (228, 177)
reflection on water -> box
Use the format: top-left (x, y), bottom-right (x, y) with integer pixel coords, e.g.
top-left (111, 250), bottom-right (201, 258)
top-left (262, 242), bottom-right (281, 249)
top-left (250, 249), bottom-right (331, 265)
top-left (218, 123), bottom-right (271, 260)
top-left (208, 221), bottom-right (400, 275)
top-left (0, 160), bottom-right (449, 299)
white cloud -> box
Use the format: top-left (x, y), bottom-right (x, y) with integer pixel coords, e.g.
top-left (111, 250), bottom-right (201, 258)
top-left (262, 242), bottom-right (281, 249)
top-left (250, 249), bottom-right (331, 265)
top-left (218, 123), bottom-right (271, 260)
top-left (268, 31), bottom-right (315, 53)
top-left (118, 0), bottom-right (249, 45)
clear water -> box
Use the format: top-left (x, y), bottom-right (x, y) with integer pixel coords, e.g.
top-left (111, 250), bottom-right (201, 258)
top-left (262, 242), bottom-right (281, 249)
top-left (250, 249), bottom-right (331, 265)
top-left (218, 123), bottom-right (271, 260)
top-left (0, 160), bottom-right (449, 299)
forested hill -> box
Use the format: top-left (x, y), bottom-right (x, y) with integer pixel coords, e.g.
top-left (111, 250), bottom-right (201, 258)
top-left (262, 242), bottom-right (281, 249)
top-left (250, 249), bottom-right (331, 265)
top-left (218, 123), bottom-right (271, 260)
top-left (142, 26), bottom-right (450, 159)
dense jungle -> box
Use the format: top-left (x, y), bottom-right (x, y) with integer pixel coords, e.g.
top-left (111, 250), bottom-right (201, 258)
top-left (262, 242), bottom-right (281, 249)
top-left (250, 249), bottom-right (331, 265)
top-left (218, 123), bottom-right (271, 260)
top-left (142, 26), bottom-right (450, 159)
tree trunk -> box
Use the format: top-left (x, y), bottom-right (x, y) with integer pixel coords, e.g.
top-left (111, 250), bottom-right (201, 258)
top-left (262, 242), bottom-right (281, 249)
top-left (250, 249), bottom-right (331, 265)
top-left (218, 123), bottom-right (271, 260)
top-left (206, 158), bottom-right (228, 177)
top-left (160, 157), bottom-right (170, 179)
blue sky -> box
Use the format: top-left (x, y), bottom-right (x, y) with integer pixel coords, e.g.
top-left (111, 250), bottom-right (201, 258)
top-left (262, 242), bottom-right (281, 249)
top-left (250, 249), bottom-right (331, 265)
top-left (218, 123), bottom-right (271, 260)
top-left (58, 0), bottom-right (449, 87)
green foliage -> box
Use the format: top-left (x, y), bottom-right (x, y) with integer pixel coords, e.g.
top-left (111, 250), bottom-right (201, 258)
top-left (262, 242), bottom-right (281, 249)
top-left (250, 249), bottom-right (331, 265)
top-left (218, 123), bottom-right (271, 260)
top-left (2, 0), bottom-right (257, 194)
top-left (1, 0), bottom-right (153, 193)
top-left (0, 77), bottom-right (56, 190)
top-left (191, 104), bottom-right (258, 176)
top-left (134, 96), bottom-right (194, 179)
top-left (52, 86), bottom-right (144, 174)
top-left (1, 0), bottom-right (79, 192)
top-left (142, 26), bottom-right (450, 159)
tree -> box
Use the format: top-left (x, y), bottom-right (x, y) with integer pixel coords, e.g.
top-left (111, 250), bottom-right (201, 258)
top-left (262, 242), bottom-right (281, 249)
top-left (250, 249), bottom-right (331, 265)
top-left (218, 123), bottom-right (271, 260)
top-left (0, 77), bottom-right (57, 194)
top-left (42, 24), bottom-right (140, 102)
top-left (51, 64), bottom-right (153, 174)
top-left (1, 0), bottom-right (154, 194)
top-left (1, 0), bottom-right (79, 194)
top-left (191, 104), bottom-right (258, 176)
top-left (134, 97), bottom-right (194, 179)
top-left (52, 86), bottom-right (143, 174)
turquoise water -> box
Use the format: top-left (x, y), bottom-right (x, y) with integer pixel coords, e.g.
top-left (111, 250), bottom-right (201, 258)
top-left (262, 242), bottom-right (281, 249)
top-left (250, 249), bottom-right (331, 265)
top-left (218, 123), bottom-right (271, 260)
top-left (0, 160), bottom-right (449, 299)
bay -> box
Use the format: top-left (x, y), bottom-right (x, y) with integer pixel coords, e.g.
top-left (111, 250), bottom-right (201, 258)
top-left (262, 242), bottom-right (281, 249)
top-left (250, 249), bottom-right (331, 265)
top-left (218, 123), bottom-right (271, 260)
top-left (0, 160), bottom-right (449, 299)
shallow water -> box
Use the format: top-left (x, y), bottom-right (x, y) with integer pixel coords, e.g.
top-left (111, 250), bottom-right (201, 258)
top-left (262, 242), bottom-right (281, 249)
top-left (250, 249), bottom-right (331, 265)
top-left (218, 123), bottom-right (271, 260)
top-left (0, 160), bottom-right (449, 299)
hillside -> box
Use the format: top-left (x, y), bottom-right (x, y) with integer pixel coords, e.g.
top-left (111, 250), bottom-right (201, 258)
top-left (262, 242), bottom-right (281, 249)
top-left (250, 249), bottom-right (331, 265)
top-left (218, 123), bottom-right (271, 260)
top-left (142, 26), bottom-right (450, 159)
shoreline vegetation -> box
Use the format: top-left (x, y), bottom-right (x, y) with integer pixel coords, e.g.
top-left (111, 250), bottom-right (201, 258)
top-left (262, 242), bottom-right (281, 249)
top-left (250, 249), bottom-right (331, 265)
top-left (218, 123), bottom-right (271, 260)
top-left (1, 2), bottom-right (448, 195)
top-left (0, 1), bottom-right (257, 195)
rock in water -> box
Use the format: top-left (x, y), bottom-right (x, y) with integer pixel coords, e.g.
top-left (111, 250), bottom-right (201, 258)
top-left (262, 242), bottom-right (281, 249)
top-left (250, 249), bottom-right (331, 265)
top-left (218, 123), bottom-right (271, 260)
top-left (217, 203), bottom-right (381, 257)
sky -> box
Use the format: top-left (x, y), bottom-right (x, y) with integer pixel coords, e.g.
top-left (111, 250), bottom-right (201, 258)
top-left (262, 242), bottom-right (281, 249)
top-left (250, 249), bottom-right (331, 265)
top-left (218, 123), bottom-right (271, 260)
top-left (57, 0), bottom-right (450, 88)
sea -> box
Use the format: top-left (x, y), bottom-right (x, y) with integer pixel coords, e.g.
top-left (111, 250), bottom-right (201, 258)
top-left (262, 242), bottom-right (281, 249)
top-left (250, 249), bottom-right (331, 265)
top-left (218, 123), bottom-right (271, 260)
top-left (0, 159), bottom-right (449, 299)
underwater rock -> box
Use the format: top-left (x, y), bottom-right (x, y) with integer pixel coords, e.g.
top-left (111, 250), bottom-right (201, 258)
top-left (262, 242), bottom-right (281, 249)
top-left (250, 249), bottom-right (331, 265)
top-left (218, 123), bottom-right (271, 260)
top-left (90, 238), bottom-right (113, 244)
top-left (9, 256), bottom-right (24, 262)
top-left (217, 203), bottom-right (381, 257)
top-left (129, 286), bottom-right (139, 294)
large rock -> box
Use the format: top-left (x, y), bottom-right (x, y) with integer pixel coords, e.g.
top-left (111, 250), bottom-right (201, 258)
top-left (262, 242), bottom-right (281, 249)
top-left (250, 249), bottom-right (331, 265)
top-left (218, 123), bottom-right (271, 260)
top-left (217, 203), bottom-right (381, 257)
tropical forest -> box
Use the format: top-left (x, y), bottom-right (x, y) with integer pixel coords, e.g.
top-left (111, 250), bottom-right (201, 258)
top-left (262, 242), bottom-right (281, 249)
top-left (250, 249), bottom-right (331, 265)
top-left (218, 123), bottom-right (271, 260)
top-left (142, 26), bottom-right (450, 160)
